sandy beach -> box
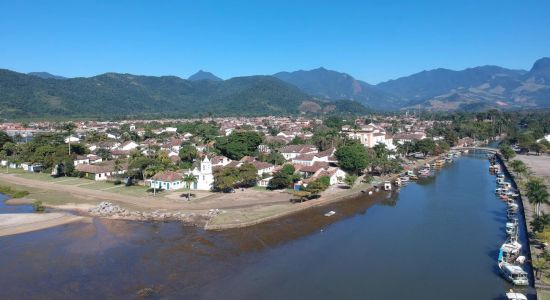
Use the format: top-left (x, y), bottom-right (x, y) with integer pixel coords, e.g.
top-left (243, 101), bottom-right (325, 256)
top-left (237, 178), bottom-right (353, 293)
top-left (0, 213), bottom-right (88, 237)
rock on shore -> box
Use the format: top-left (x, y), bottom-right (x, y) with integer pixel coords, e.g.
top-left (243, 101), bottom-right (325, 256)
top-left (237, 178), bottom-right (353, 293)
top-left (87, 202), bottom-right (225, 225)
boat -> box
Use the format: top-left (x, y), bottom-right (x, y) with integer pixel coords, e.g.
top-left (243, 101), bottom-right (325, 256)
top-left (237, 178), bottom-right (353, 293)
top-left (324, 211), bottom-right (335, 217)
top-left (499, 262), bottom-right (529, 286)
top-left (418, 168), bottom-right (430, 176)
top-left (500, 182), bottom-right (512, 190)
top-left (499, 235), bottom-right (522, 263)
top-left (506, 290), bottom-right (528, 300)
top-left (507, 201), bottom-right (519, 211)
top-left (383, 181), bottom-right (392, 191)
top-left (399, 176), bottom-right (410, 183)
top-left (506, 221), bottom-right (518, 236)
top-left (508, 211), bottom-right (518, 220)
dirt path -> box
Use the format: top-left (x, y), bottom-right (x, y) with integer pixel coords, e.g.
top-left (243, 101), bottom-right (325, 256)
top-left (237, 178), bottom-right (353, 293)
top-left (0, 173), bottom-right (291, 211)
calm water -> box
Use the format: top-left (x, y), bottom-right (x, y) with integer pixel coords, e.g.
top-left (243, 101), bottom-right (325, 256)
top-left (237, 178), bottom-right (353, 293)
top-left (0, 194), bottom-right (33, 214)
top-left (0, 154), bottom-right (536, 299)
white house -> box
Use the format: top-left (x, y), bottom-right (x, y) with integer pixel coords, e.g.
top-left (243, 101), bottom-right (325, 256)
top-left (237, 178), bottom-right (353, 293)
top-left (185, 157), bottom-right (214, 190)
top-left (119, 141), bottom-right (139, 151)
top-left (74, 155), bottom-right (90, 166)
top-left (342, 123), bottom-right (394, 149)
top-left (65, 136), bottom-right (80, 143)
top-left (75, 161), bottom-right (127, 181)
top-left (279, 144), bottom-right (318, 160)
top-left (149, 171), bottom-right (183, 191)
top-left (164, 127), bottom-right (178, 133)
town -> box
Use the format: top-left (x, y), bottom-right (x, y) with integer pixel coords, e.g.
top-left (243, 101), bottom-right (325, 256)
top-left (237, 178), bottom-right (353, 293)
top-left (2, 111), bottom-right (541, 229)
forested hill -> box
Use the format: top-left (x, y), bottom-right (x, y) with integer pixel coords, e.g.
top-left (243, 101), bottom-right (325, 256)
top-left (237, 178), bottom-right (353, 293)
top-left (0, 69), bottom-right (363, 119)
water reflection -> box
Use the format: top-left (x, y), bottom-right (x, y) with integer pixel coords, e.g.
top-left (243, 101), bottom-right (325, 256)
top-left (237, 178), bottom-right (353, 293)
top-left (0, 155), bottom-right (537, 299)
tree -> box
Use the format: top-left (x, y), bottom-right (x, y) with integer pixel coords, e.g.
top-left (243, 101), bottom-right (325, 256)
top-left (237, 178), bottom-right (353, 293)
top-left (0, 131), bottom-right (13, 149)
top-left (213, 167), bottom-right (239, 192)
top-left (179, 144), bottom-right (198, 163)
top-left (292, 190), bottom-right (311, 203)
top-left (281, 164), bottom-right (295, 176)
top-left (509, 160), bottom-right (528, 180)
top-left (414, 138), bottom-right (436, 157)
top-left (396, 141), bottom-right (414, 157)
top-left (258, 151), bottom-right (286, 165)
top-left (129, 155), bottom-right (157, 180)
top-left (237, 162), bottom-right (258, 187)
top-left (267, 172), bottom-right (291, 190)
top-left (526, 177), bottom-right (550, 217)
top-left (344, 175), bottom-right (357, 187)
top-left (215, 131), bottom-right (263, 160)
top-left (289, 136), bottom-right (307, 145)
top-left (62, 122), bottom-right (76, 155)
top-left (182, 174), bottom-right (198, 200)
top-left (96, 148), bottom-right (112, 160)
top-left (499, 143), bottom-right (516, 161)
top-left (335, 140), bottom-right (372, 175)
top-left (531, 142), bottom-right (547, 155)
top-left (305, 176), bottom-right (330, 196)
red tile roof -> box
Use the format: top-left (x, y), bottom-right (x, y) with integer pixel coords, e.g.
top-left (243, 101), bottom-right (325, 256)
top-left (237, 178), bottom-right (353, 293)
top-left (152, 171), bottom-right (182, 182)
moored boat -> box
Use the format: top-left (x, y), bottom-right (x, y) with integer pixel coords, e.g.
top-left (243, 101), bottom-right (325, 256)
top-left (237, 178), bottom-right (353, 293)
top-left (505, 290), bottom-right (528, 300)
top-left (499, 262), bottom-right (529, 286)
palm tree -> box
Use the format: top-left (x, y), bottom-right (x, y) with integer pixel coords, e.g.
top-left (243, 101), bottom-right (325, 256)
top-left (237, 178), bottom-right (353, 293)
top-left (182, 173), bottom-right (198, 200)
top-left (62, 122), bottom-right (76, 155)
top-left (526, 178), bottom-right (550, 217)
top-left (509, 160), bottom-right (528, 180)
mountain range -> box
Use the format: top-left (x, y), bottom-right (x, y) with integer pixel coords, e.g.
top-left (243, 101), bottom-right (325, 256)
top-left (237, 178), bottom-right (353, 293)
top-left (0, 57), bottom-right (548, 118)
top-left (0, 70), bottom-right (366, 119)
top-left (275, 57), bottom-right (550, 111)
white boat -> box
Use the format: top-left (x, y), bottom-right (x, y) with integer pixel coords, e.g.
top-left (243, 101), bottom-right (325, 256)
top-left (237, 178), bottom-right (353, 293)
top-left (506, 221), bottom-right (518, 236)
top-left (499, 237), bottom-right (522, 263)
top-left (506, 290), bottom-right (528, 300)
top-left (383, 181), bottom-right (392, 191)
top-left (324, 211), bottom-right (335, 217)
top-left (418, 169), bottom-right (430, 176)
top-left (507, 202), bottom-right (519, 212)
top-left (499, 262), bottom-right (529, 286)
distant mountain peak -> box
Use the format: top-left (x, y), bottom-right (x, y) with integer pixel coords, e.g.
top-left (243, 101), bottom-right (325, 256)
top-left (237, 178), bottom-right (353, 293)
top-left (530, 57), bottom-right (550, 76)
top-left (28, 72), bottom-right (67, 80)
top-left (188, 70), bottom-right (222, 81)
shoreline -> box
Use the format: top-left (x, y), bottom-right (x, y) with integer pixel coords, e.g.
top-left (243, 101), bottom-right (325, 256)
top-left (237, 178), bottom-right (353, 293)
top-left (0, 155), bottom-right (443, 234)
top-left (0, 212), bottom-right (89, 237)
top-left (497, 154), bottom-right (539, 295)
top-left (204, 155), bottom-right (441, 230)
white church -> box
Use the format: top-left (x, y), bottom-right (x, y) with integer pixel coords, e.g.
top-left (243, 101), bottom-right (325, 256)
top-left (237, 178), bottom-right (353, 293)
top-left (184, 157), bottom-right (214, 190)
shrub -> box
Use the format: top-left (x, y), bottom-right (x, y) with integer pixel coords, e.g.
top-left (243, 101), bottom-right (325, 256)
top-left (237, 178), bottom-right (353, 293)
top-left (32, 200), bottom-right (45, 212)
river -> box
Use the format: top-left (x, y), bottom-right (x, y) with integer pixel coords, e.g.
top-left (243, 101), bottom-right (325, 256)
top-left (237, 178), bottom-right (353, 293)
top-left (0, 153), bottom-right (536, 299)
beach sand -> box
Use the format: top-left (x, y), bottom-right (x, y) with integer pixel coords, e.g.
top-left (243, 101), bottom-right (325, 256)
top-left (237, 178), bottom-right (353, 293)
top-left (0, 213), bottom-right (88, 237)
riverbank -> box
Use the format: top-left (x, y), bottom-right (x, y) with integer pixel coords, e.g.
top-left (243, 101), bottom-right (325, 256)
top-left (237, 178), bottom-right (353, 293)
top-left (0, 155), bottom-right (442, 232)
top-left (498, 153), bottom-right (543, 298)
top-left (205, 155), bottom-right (440, 230)
top-left (506, 154), bottom-right (550, 299)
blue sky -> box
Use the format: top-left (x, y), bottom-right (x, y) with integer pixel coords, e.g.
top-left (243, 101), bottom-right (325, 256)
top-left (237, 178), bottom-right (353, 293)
top-left (0, 0), bottom-right (549, 83)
